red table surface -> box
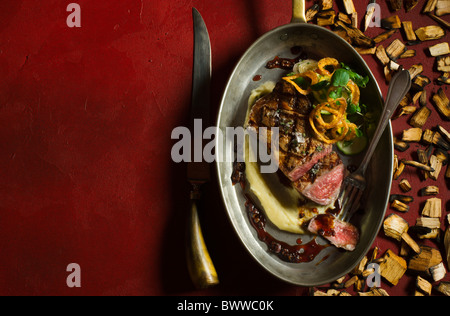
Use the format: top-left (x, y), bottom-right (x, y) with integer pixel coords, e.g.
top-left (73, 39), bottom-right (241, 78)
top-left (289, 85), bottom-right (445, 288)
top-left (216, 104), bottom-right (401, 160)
top-left (0, 0), bottom-right (448, 296)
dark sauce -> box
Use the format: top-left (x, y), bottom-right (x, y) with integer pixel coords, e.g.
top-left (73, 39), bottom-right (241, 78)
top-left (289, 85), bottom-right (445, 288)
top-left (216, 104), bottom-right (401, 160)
top-left (245, 195), bottom-right (329, 264)
top-left (266, 46), bottom-right (308, 70)
top-left (327, 199), bottom-right (342, 216)
top-left (253, 75), bottom-right (262, 82)
top-left (266, 56), bottom-right (300, 70)
top-left (310, 214), bottom-right (336, 238)
top-left (231, 161), bottom-right (246, 189)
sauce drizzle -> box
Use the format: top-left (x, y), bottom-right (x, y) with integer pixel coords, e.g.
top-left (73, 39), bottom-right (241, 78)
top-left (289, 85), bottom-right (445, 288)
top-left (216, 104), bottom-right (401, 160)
top-left (245, 195), bottom-right (329, 264)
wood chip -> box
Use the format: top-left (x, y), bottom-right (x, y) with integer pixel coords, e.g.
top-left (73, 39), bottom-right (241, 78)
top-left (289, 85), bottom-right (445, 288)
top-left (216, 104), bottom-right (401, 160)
top-left (402, 127), bottom-right (423, 142)
top-left (381, 15), bottom-right (402, 30)
top-left (375, 45), bottom-right (390, 65)
top-left (389, 194), bottom-right (414, 204)
top-left (413, 90), bottom-right (422, 104)
top-left (389, 0), bottom-right (403, 11)
top-left (399, 179), bottom-right (412, 193)
top-left (419, 90), bottom-right (427, 107)
top-left (402, 21), bottom-right (417, 41)
top-left (416, 216), bottom-right (441, 229)
top-left (437, 125), bottom-right (450, 143)
top-left (384, 214), bottom-right (421, 254)
top-left (432, 88), bottom-right (450, 120)
top-left (422, 197), bottom-right (442, 217)
top-left (373, 29), bottom-right (397, 44)
top-left (394, 105), bottom-right (416, 119)
top-left (312, 289), bottom-right (333, 296)
top-left (423, 129), bottom-right (450, 150)
top-left (386, 39), bottom-right (406, 59)
top-left (437, 72), bottom-right (450, 85)
top-left (351, 12), bottom-right (358, 28)
top-left (416, 276), bottom-right (432, 295)
top-left (394, 162), bottom-right (405, 179)
top-left (415, 25), bottom-right (446, 41)
top-left (389, 60), bottom-right (402, 72)
top-left (436, 0), bottom-right (450, 16)
top-left (409, 106), bottom-right (431, 128)
top-left (392, 199), bottom-right (410, 212)
top-left (445, 228), bottom-right (450, 270)
top-left (435, 147), bottom-right (449, 163)
top-left (342, 0), bottom-right (356, 14)
top-left (429, 262), bottom-right (446, 282)
top-left (352, 256), bottom-right (368, 275)
top-left (423, 0), bottom-right (438, 13)
top-left (422, 129), bottom-right (434, 144)
top-left (408, 245), bottom-right (443, 274)
top-left (399, 49), bottom-right (416, 59)
top-left (420, 186), bottom-right (439, 196)
top-left (408, 64), bottom-right (423, 79)
top-left (379, 249), bottom-right (407, 286)
top-left (400, 93), bottom-right (412, 107)
top-left (417, 149), bottom-right (429, 180)
top-left (428, 13), bottom-right (450, 30)
top-left (405, 0), bottom-right (419, 12)
top-left (429, 155), bottom-right (443, 180)
top-left (317, 10), bottom-right (336, 26)
top-left (344, 275), bottom-right (359, 288)
top-left (306, 4), bottom-right (320, 22)
top-left (359, 288), bottom-right (390, 296)
top-left (412, 75), bottom-right (431, 91)
top-left (335, 21), bottom-right (375, 47)
top-left (429, 42), bottom-right (450, 56)
top-left (320, 0), bottom-right (334, 10)
top-left (355, 46), bottom-right (377, 55)
top-left (437, 282), bottom-right (450, 296)
top-left (338, 12), bottom-right (352, 25)
top-left (333, 27), bottom-right (352, 44)
top-left (437, 55), bottom-right (450, 72)
top-left (401, 159), bottom-right (435, 172)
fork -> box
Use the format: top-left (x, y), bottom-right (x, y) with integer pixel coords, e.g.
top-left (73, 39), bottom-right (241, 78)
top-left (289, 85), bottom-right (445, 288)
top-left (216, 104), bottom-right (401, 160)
top-left (338, 70), bottom-right (412, 222)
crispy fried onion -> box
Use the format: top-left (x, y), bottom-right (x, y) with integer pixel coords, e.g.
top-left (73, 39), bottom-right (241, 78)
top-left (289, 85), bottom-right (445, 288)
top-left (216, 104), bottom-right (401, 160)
top-left (282, 70), bottom-right (319, 95)
top-left (346, 80), bottom-right (360, 106)
top-left (317, 57), bottom-right (340, 76)
top-left (309, 98), bottom-right (358, 144)
top-left (280, 57), bottom-right (362, 144)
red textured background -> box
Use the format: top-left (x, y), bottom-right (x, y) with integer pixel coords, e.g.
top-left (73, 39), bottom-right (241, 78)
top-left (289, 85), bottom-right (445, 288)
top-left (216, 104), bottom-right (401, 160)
top-left (0, 0), bottom-right (448, 296)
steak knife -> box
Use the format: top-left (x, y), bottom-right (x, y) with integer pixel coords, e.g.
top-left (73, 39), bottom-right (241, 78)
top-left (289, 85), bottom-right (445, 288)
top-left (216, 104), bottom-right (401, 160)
top-left (186, 7), bottom-right (219, 289)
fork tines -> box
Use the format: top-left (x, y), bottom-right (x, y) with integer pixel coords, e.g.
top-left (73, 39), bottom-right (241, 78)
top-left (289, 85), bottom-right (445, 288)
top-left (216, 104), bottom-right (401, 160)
top-left (338, 177), bottom-right (366, 222)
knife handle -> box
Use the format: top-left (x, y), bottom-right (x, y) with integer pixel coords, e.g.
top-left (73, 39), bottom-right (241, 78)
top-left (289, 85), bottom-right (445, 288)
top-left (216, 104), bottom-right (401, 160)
top-left (186, 184), bottom-right (219, 289)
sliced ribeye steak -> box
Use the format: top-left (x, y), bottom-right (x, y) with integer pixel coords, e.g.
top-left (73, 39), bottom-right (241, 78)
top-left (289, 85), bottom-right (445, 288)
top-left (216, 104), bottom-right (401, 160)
top-left (247, 80), bottom-right (344, 206)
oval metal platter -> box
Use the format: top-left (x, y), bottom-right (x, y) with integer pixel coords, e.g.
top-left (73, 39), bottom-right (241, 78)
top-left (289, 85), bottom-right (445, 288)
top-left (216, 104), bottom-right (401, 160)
top-left (215, 20), bottom-right (392, 286)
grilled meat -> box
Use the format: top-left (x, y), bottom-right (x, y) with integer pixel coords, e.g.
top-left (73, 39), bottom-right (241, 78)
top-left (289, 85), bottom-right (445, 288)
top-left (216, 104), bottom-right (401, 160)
top-left (307, 214), bottom-right (359, 251)
top-left (293, 152), bottom-right (345, 206)
top-left (248, 80), bottom-right (344, 206)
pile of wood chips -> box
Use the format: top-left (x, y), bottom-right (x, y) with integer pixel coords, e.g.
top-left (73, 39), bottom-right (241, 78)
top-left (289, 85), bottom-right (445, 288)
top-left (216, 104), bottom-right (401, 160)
top-left (306, 0), bottom-right (450, 296)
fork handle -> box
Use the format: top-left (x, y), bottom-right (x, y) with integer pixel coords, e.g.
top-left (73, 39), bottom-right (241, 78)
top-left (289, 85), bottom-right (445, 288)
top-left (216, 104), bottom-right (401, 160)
top-left (358, 70), bottom-right (411, 175)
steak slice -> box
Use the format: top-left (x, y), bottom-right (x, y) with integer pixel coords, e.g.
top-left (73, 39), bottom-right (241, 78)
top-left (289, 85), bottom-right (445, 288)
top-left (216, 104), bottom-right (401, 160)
top-left (293, 152), bottom-right (345, 206)
top-left (307, 214), bottom-right (359, 251)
